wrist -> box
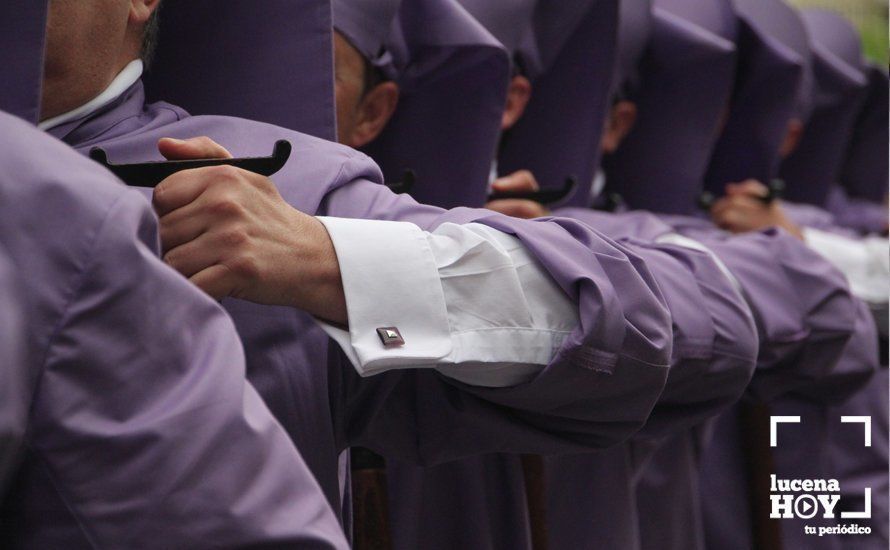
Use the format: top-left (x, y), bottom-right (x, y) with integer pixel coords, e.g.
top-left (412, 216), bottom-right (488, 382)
top-left (284, 214), bottom-right (348, 324)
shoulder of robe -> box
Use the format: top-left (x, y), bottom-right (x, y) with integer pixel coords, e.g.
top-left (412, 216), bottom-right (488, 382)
top-left (0, 112), bottom-right (150, 315)
top-left (0, 112), bottom-right (138, 227)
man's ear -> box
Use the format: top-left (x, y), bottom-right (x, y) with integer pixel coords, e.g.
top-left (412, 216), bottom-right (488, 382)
top-left (502, 75), bottom-right (532, 130)
top-left (130, 0), bottom-right (161, 25)
top-left (779, 119), bottom-right (804, 159)
top-left (601, 100), bottom-right (637, 154)
top-left (348, 82), bottom-right (400, 148)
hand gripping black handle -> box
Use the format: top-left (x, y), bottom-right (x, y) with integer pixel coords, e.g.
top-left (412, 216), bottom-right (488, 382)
top-left (698, 179), bottom-right (786, 211)
top-left (488, 176), bottom-right (578, 205)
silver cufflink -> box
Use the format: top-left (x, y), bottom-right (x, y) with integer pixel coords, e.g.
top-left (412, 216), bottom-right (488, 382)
top-left (376, 327), bottom-right (405, 347)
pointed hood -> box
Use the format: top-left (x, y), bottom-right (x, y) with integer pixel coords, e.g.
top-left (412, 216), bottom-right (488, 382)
top-left (144, 0), bottom-right (337, 140)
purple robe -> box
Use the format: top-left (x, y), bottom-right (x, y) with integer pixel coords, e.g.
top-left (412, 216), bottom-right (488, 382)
top-left (0, 111), bottom-right (349, 549)
top-left (824, 186), bottom-right (889, 236)
top-left (386, 2), bottom-right (756, 548)
top-left (554, 207), bottom-right (867, 549)
top-left (46, 79), bottom-right (679, 533)
top-left (779, 9), bottom-right (869, 206)
top-left (498, 0), bottom-right (619, 207)
top-left (840, 65), bottom-right (889, 206)
top-left (602, 1), bottom-right (738, 215)
top-left (704, 0), bottom-right (811, 194)
top-left (0, 247), bottom-right (28, 497)
top-left (826, 369), bottom-right (890, 549)
top-left (146, 0), bottom-right (337, 141)
top-left (362, 0), bottom-right (509, 209)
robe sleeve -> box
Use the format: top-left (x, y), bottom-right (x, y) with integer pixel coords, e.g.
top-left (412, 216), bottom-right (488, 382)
top-left (27, 190), bottom-right (348, 549)
top-left (547, 206), bottom-right (759, 439)
top-left (320, 171), bottom-right (681, 460)
top-left (675, 226), bottom-right (870, 402)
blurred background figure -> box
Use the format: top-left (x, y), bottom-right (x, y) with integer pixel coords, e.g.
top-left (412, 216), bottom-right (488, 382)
top-left (791, 0), bottom-right (888, 66)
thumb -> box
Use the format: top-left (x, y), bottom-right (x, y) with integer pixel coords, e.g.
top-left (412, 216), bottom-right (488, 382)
top-left (491, 170), bottom-right (540, 193)
top-left (158, 136), bottom-right (233, 160)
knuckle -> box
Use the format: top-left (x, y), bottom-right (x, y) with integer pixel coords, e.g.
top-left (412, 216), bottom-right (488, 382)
top-left (208, 193), bottom-right (245, 218)
top-left (207, 163), bottom-right (242, 182)
top-left (228, 254), bottom-right (260, 282)
top-left (219, 226), bottom-right (249, 249)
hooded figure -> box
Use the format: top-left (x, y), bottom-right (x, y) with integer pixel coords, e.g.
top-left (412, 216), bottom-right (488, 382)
top-left (514, 1), bottom-right (869, 548)
top-left (497, 0), bottom-right (619, 207)
top-left (0, 5), bottom-right (350, 547)
top-left (31, 1), bottom-right (698, 546)
top-left (478, 2), bottom-right (759, 550)
top-left (358, 0), bottom-right (510, 208)
top-left (827, 64), bottom-right (890, 234)
top-left (840, 65), bottom-right (889, 205)
top-left (779, 9), bottom-right (869, 207)
top-left (703, 0), bottom-right (812, 195)
top-left (603, 0), bottom-right (738, 214)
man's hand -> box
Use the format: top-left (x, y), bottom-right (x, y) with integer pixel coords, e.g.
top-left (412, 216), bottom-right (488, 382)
top-left (485, 170), bottom-right (551, 219)
top-left (711, 180), bottom-right (804, 240)
top-left (152, 137), bottom-right (348, 325)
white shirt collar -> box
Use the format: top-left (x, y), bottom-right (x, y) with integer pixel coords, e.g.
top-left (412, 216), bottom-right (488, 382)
top-left (38, 59), bottom-right (144, 131)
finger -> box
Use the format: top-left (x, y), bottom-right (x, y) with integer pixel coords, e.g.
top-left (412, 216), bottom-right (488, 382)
top-left (158, 199), bottom-right (212, 253)
top-left (486, 199), bottom-right (549, 219)
top-left (189, 264), bottom-right (238, 301)
top-left (735, 179), bottom-right (769, 198)
top-left (153, 165), bottom-right (233, 217)
top-left (158, 136), bottom-right (233, 161)
top-left (491, 170), bottom-right (540, 193)
top-left (710, 196), bottom-right (734, 218)
top-left (163, 231), bottom-right (225, 279)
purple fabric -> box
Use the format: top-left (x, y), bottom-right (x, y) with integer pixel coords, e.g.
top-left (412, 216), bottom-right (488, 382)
top-left (144, 0), bottom-right (337, 140)
top-left (333, 0), bottom-right (402, 76)
top-left (603, 2), bottom-right (738, 214)
top-left (386, 455), bottom-right (532, 550)
top-left (0, 111), bottom-right (349, 549)
top-left (826, 368), bottom-right (889, 549)
top-left (615, 0), bottom-right (653, 96)
top-left (779, 9), bottom-right (869, 206)
top-left (0, 1), bottom-right (46, 123)
top-left (362, 0), bottom-right (510, 208)
top-left (559, 209), bottom-right (867, 550)
top-left (455, 0), bottom-right (537, 55)
top-left (499, 0), bottom-right (619, 207)
top-left (841, 65), bottom-right (889, 204)
top-left (543, 446), bottom-right (641, 550)
top-left (45, 79), bottom-right (679, 529)
top-left (825, 186), bottom-right (889, 235)
top-left (704, 0), bottom-right (810, 193)
top-left (0, 246), bottom-right (28, 497)
top-left (700, 297), bottom-right (879, 550)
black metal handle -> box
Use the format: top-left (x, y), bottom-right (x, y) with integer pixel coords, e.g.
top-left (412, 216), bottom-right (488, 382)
top-left (89, 140), bottom-right (292, 188)
top-left (385, 169), bottom-right (416, 194)
top-left (488, 176), bottom-right (578, 205)
top-left (698, 179), bottom-right (785, 211)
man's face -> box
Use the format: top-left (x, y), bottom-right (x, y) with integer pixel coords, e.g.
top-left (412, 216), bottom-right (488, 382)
top-left (333, 32), bottom-right (367, 145)
top-left (41, 0), bottom-right (141, 120)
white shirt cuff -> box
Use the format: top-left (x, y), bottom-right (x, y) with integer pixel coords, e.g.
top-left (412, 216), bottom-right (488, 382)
top-left (317, 217), bottom-right (452, 376)
top-left (803, 227), bottom-right (890, 304)
top-left (315, 217), bottom-right (578, 387)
